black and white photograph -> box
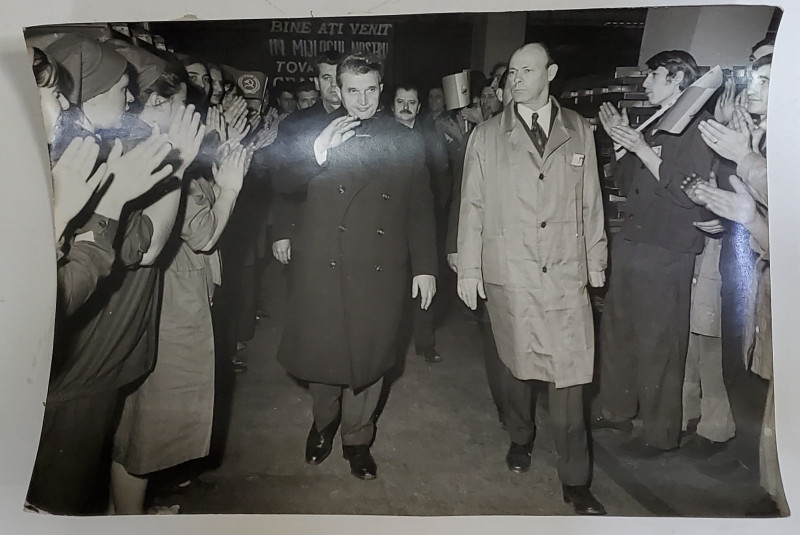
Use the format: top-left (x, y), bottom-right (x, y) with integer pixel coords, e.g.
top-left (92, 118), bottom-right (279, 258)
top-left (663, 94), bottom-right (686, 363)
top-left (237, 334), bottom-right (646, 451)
top-left (2, 0), bottom-right (799, 533)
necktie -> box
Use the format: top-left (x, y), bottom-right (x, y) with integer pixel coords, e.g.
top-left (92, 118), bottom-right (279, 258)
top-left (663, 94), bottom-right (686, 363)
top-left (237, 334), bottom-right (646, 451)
top-left (530, 112), bottom-right (547, 156)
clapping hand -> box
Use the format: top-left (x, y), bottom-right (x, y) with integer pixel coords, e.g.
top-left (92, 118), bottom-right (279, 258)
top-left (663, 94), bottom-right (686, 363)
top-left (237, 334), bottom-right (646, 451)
top-left (212, 142), bottom-right (247, 194)
top-left (168, 104), bottom-right (206, 174)
top-left (52, 136), bottom-right (109, 236)
top-left (697, 118), bottom-right (752, 165)
top-left (95, 128), bottom-right (175, 219)
top-left (598, 102), bottom-right (629, 136)
top-left (692, 175), bottom-right (757, 227)
top-left (713, 79), bottom-right (737, 125)
top-left (206, 105), bottom-right (227, 142)
top-left (222, 94), bottom-right (248, 125)
top-left (226, 113), bottom-right (251, 145)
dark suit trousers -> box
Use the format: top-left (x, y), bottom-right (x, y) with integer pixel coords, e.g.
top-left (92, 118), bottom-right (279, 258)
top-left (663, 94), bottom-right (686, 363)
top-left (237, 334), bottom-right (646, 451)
top-left (598, 238), bottom-right (694, 450)
top-left (309, 378), bottom-right (383, 446)
top-left (501, 363), bottom-right (590, 486)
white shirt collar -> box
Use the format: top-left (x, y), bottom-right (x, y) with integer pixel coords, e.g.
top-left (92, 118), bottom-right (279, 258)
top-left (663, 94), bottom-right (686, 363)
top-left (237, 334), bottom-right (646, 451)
top-left (517, 100), bottom-right (552, 134)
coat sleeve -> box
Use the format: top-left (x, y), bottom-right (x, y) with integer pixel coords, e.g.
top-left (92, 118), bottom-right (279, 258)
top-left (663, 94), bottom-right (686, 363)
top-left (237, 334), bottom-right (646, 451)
top-left (456, 126), bottom-right (485, 281)
top-left (445, 132), bottom-right (469, 255)
top-left (580, 119), bottom-right (608, 275)
top-left (57, 214), bottom-right (119, 316)
top-left (270, 192), bottom-right (301, 242)
top-left (424, 124), bottom-right (452, 208)
top-left (180, 178), bottom-right (219, 252)
top-left (407, 134), bottom-right (438, 278)
top-left (270, 113), bottom-right (329, 194)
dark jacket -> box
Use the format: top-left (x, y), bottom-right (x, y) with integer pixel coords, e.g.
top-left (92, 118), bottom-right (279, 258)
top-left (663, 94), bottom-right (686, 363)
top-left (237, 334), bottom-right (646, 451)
top-left (615, 110), bottom-right (715, 254)
top-left (276, 112), bottom-right (437, 389)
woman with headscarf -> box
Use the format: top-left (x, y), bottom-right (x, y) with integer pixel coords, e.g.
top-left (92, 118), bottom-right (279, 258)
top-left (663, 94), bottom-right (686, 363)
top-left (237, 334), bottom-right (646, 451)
top-left (106, 44), bottom-right (246, 515)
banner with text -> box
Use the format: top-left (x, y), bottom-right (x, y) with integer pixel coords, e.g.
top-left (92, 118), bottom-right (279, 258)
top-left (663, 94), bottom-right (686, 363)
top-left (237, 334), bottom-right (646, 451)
top-left (266, 19), bottom-right (394, 86)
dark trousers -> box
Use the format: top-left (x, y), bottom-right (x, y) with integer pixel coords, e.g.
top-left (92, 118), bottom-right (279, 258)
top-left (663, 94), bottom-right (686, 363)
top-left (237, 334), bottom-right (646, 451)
top-left (27, 390), bottom-right (120, 514)
top-left (309, 378), bottom-right (384, 446)
top-left (413, 303), bottom-right (436, 350)
top-left (479, 304), bottom-right (505, 419)
top-left (501, 363), bottom-right (590, 486)
top-left (598, 239), bottom-right (694, 450)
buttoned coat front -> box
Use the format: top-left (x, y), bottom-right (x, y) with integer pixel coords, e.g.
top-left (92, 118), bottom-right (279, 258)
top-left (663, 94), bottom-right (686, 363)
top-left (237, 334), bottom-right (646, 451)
top-left (276, 113), bottom-right (437, 390)
top-left (457, 99), bottom-right (607, 388)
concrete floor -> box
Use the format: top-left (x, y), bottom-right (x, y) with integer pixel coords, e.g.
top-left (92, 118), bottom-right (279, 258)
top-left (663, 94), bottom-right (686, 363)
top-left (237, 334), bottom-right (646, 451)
top-left (146, 265), bottom-right (777, 517)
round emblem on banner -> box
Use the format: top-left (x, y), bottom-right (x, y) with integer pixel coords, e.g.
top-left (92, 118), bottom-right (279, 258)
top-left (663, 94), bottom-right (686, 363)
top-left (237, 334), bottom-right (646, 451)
top-left (238, 74), bottom-right (260, 95)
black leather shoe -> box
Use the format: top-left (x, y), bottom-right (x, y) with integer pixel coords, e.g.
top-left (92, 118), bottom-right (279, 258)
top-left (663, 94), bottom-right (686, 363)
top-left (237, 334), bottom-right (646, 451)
top-left (505, 441), bottom-right (533, 473)
top-left (305, 419), bottom-right (339, 465)
top-left (562, 485), bottom-right (607, 515)
top-left (416, 345), bottom-right (442, 363)
top-left (342, 445), bottom-right (377, 480)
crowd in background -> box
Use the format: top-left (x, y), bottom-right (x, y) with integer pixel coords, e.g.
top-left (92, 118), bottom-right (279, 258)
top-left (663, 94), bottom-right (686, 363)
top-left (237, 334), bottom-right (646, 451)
top-left (22, 26), bottom-right (782, 516)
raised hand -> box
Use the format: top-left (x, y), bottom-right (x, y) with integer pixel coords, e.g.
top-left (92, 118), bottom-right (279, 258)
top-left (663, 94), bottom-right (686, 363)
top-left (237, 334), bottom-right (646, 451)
top-left (226, 113), bottom-right (251, 145)
top-left (609, 124), bottom-right (647, 155)
top-left (412, 274), bottom-right (437, 310)
top-left (222, 94), bottom-right (248, 125)
top-left (313, 115), bottom-right (361, 160)
top-left (598, 102), bottom-right (629, 136)
top-left (713, 78), bottom-right (737, 125)
top-left (698, 118), bottom-right (752, 165)
top-left (96, 128), bottom-right (175, 219)
top-left (249, 123), bottom-right (279, 151)
top-left (52, 136), bottom-right (109, 236)
top-left (212, 142), bottom-right (246, 194)
top-left (206, 105), bottom-right (227, 142)
top-left (168, 104), bottom-right (206, 173)
top-left (692, 175), bottom-right (757, 226)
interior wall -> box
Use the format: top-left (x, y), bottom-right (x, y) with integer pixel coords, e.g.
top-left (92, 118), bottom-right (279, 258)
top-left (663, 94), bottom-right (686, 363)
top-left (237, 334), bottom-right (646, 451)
top-left (639, 5), bottom-right (775, 68)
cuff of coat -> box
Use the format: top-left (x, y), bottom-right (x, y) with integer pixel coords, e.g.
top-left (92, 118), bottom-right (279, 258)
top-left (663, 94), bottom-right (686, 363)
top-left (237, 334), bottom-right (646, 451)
top-left (457, 267), bottom-right (482, 280)
top-left (75, 213), bottom-right (120, 251)
top-left (737, 151), bottom-right (765, 181)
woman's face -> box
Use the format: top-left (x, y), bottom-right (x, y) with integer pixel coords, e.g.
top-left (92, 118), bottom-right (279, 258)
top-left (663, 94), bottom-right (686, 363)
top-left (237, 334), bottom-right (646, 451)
top-left (186, 62), bottom-right (211, 98)
top-left (39, 84), bottom-right (69, 143)
top-left (140, 82), bottom-right (188, 132)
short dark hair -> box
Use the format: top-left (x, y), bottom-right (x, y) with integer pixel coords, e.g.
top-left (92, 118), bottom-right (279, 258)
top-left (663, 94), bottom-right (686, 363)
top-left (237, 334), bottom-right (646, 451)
top-left (752, 53), bottom-right (773, 71)
top-left (313, 50), bottom-right (343, 77)
top-left (336, 53), bottom-right (383, 86)
top-left (394, 82), bottom-right (420, 101)
top-left (294, 81), bottom-right (318, 97)
top-left (497, 69), bottom-right (509, 91)
top-left (646, 50), bottom-right (699, 91)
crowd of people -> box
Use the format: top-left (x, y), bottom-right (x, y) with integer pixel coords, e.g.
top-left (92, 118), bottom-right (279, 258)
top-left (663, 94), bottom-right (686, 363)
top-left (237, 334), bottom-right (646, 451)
top-left (24, 27), bottom-right (781, 517)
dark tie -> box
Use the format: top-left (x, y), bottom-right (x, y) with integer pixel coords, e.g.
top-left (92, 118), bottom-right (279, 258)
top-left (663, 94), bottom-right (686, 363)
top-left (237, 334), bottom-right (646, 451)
top-left (530, 112), bottom-right (547, 156)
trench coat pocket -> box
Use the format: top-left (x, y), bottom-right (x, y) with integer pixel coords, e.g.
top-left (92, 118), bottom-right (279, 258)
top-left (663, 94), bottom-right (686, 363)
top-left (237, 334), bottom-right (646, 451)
top-left (481, 237), bottom-right (508, 285)
top-left (544, 290), bottom-right (593, 354)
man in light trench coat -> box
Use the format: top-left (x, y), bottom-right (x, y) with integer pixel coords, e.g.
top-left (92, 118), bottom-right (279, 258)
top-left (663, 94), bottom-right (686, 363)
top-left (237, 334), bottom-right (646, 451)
top-left (457, 43), bottom-right (607, 515)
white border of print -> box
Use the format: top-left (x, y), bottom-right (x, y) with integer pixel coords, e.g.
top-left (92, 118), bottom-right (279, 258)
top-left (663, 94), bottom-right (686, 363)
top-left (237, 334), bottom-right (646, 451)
top-left (1, 1), bottom-right (797, 534)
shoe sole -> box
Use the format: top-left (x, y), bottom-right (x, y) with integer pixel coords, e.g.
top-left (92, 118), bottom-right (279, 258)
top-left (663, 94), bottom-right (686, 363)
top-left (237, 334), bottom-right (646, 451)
top-left (563, 495), bottom-right (607, 515)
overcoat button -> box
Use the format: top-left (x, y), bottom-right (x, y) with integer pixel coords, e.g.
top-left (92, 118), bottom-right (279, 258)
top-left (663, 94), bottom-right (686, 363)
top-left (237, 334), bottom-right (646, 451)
top-left (635, 188), bottom-right (640, 194)
top-left (338, 225), bottom-right (347, 232)
top-left (338, 185), bottom-right (345, 194)
top-left (375, 265), bottom-right (382, 271)
top-left (376, 229), bottom-right (385, 235)
top-left (329, 260), bottom-right (337, 268)
top-left (541, 266), bottom-right (547, 273)
top-left (538, 173), bottom-right (544, 180)
top-left (98, 219), bottom-right (107, 228)
top-left (382, 193), bottom-right (390, 200)
top-left (540, 221), bottom-right (547, 228)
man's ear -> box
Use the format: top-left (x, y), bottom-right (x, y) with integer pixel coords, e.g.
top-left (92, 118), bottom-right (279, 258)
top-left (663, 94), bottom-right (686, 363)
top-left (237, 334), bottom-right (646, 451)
top-left (547, 63), bottom-right (559, 82)
top-left (314, 77), bottom-right (321, 91)
top-left (380, 83), bottom-right (384, 94)
top-left (495, 88), bottom-right (503, 102)
top-left (334, 85), bottom-right (342, 100)
top-left (670, 70), bottom-right (685, 88)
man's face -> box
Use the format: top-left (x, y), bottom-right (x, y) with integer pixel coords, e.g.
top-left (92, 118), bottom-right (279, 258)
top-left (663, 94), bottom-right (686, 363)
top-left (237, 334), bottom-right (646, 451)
top-left (296, 89), bottom-right (319, 110)
top-left (747, 63), bottom-right (771, 118)
top-left (314, 62), bottom-right (341, 107)
top-left (278, 91), bottom-right (296, 114)
top-left (39, 85), bottom-right (69, 143)
top-left (428, 88), bottom-right (444, 114)
top-left (186, 62), bottom-right (211, 98)
top-left (479, 85), bottom-right (501, 117)
top-left (140, 83), bottom-right (188, 132)
top-left (508, 45), bottom-right (557, 109)
top-left (82, 73), bottom-right (133, 129)
top-left (337, 70), bottom-right (382, 120)
top-left (209, 67), bottom-right (224, 105)
top-left (392, 88), bottom-right (420, 127)
top-left (642, 66), bottom-right (682, 107)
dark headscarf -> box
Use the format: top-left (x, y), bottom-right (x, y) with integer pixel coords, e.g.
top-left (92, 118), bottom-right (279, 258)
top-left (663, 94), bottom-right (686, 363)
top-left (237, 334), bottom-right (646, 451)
top-left (45, 33), bottom-right (128, 105)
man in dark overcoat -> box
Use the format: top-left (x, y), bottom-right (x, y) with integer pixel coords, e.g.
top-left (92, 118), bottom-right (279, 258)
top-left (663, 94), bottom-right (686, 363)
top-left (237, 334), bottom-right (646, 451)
top-left (273, 53), bottom-right (438, 480)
